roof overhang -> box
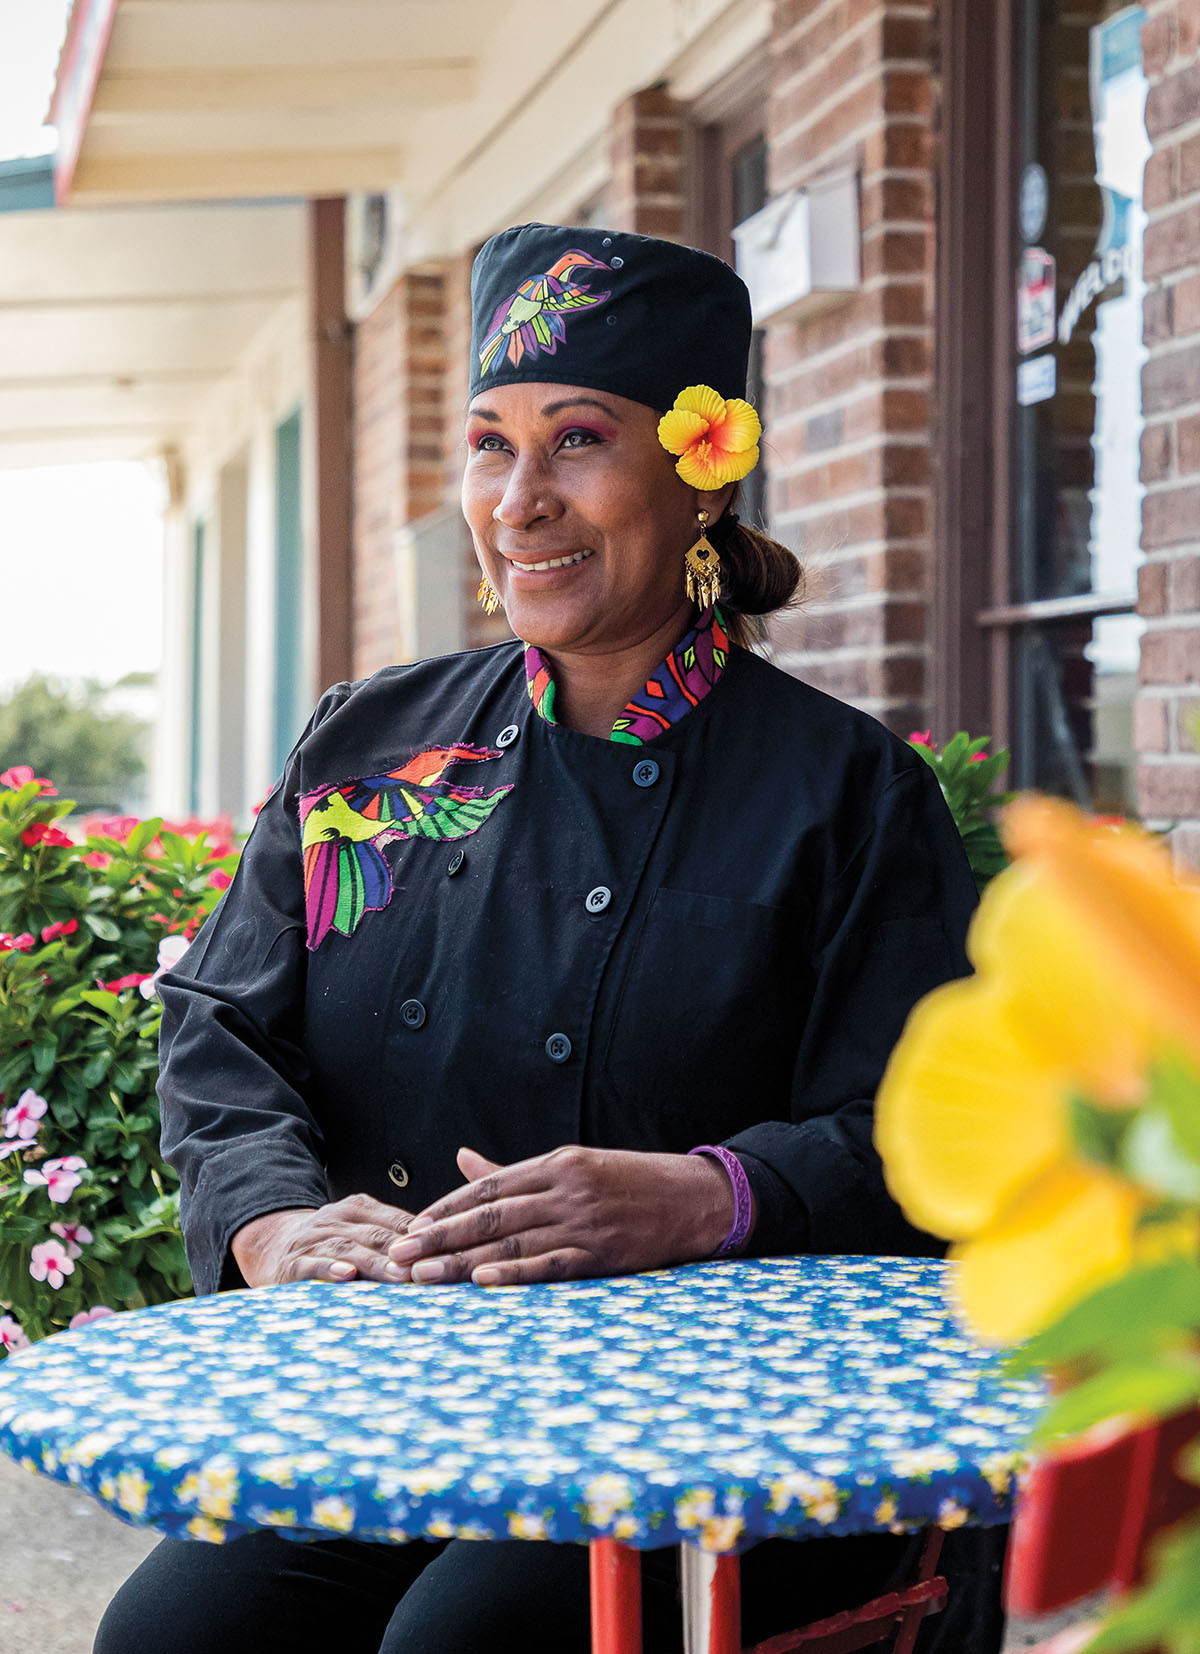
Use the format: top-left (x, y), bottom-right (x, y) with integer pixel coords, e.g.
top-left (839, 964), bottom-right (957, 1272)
top-left (50, 0), bottom-right (770, 253)
top-left (0, 199), bottom-right (303, 470)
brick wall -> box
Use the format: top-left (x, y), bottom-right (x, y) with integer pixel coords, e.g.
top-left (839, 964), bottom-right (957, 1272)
top-left (351, 268), bottom-right (448, 677)
top-left (443, 246), bottom-right (516, 652)
top-left (608, 87), bottom-right (687, 239)
top-left (763, 0), bottom-right (937, 736)
top-left (1137, 1), bottom-right (1200, 869)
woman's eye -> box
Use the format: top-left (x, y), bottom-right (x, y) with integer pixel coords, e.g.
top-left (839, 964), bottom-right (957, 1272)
top-left (473, 434), bottom-right (508, 454)
top-left (560, 429), bottom-right (600, 450)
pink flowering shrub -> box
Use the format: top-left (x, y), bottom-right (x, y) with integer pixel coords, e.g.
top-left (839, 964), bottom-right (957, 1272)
top-left (0, 767), bottom-right (240, 1350)
top-left (905, 731), bottom-right (1013, 892)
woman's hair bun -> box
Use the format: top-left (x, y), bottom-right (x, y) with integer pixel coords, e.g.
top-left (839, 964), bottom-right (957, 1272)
top-left (713, 511), bottom-right (803, 645)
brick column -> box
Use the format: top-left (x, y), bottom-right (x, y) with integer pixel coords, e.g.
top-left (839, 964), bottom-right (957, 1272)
top-left (1137, 3), bottom-right (1200, 868)
top-left (764, 0), bottom-right (936, 736)
top-left (608, 87), bottom-right (686, 240)
top-left (351, 269), bottom-right (448, 677)
top-left (439, 247), bottom-right (515, 651)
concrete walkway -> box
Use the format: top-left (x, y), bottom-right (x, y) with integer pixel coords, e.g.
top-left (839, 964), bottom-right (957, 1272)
top-left (0, 1450), bottom-right (1093, 1652)
top-left (0, 1452), bottom-right (155, 1654)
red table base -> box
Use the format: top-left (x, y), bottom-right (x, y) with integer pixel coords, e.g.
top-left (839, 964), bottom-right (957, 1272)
top-left (588, 1528), bottom-right (947, 1654)
top-left (590, 1538), bottom-right (643, 1654)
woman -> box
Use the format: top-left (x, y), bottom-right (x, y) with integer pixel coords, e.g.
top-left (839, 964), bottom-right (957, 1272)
top-left (97, 224), bottom-right (993, 1653)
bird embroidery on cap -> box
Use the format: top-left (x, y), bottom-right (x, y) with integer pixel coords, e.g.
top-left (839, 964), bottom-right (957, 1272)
top-left (299, 746), bottom-right (513, 950)
top-left (478, 250), bottom-right (611, 376)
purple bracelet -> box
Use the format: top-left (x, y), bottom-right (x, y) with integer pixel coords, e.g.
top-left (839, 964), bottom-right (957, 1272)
top-left (688, 1144), bottom-right (754, 1257)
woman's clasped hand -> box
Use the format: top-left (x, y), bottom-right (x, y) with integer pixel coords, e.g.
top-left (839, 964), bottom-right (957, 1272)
top-left (230, 1194), bottom-right (416, 1288)
top-left (386, 1144), bottom-right (737, 1287)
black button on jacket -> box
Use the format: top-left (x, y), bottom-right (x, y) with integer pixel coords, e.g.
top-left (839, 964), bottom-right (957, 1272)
top-left (157, 642), bottom-right (978, 1296)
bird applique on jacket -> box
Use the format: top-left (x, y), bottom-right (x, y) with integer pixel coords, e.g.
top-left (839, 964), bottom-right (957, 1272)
top-left (298, 745), bottom-right (513, 949)
top-left (477, 249), bottom-right (611, 376)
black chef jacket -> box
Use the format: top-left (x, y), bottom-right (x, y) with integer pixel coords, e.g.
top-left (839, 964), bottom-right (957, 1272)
top-left (158, 639), bottom-right (978, 1297)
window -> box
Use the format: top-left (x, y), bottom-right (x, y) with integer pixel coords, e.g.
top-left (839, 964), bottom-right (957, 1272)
top-left (999, 1), bottom-right (1149, 811)
top-left (694, 100), bottom-right (769, 529)
top-left (942, 1), bottom-right (1150, 809)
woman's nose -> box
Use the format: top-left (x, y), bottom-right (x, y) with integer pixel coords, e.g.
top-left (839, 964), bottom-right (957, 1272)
top-left (492, 455), bottom-right (561, 531)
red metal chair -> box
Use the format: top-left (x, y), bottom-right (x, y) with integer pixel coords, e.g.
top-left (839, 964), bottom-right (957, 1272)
top-left (1004, 1405), bottom-right (1200, 1653)
top-left (589, 1526), bottom-right (950, 1654)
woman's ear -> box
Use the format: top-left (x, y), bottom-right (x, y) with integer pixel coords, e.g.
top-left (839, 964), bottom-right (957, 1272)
top-left (691, 484), bottom-right (737, 525)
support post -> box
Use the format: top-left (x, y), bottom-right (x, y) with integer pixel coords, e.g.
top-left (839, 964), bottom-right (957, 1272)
top-left (307, 195), bottom-right (353, 695)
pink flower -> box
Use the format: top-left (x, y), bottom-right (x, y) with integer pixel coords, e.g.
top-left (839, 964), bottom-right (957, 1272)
top-left (29, 1238), bottom-right (75, 1289)
top-left (907, 731), bottom-right (934, 749)
top-left (20, 823), bottom-right (73, 850)
top-left (23, 1155), bottom-right (86, 1203)
top-left (100, 972), bottom-right (153, 994)
top-left (0, 1138), bottom-right (27, 1162)
top-left (50, 1221), bottom-right (93, 1259)
top-left (4, 1089), bottom-right (47, 1141)
top-left (80, 814), bottom-right (139, 841)
top-left (68, 1305), bottom-right (115, 1331)
top-left (160, 815), bottom-right (235, 861)
top-left (0, 765), bottom-right (56, 796)
top-left (208, 869), bottom-right (232, 892)
top-left (140, 934), bottom-right (192, 1000)
top-left (40, 919), bottom-right (79, 943)
top-left (0, 1314), bottom-right (29, 1352)
top-left (0, 933), bottom-right (35, 953)
top-left (968, 752), bottom-right (987, 764)
top-left (82, 851), bottom-right (112, 870)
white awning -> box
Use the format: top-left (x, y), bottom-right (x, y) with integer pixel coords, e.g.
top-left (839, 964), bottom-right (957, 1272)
top-left (51, 0), bottom-right (768, 254)
top-left (0, 199), bottom-right (303, 468)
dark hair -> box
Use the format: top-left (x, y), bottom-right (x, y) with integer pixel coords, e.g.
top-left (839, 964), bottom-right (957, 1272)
top-left (711, 504), bottom-right (804, 649)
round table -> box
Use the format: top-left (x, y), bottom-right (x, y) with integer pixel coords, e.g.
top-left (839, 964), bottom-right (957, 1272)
top-left (0, 1256), bottom-right (1043, 1651)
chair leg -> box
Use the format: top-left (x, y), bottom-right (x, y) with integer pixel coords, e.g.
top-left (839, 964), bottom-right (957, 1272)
top-left (590, 1538), bottom-right (643, 1654)
top-left (892, 1528), bottom-right (945, 1654)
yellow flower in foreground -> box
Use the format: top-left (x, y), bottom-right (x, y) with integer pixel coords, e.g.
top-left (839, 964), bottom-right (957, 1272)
top-left (876, 797), bottom-right (1200, 1342)
top-left (657, 385), bottom-right (761, 489)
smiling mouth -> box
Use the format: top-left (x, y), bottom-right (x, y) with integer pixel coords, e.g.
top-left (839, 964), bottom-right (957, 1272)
top-left (508, 548), bottom-right (596, 572)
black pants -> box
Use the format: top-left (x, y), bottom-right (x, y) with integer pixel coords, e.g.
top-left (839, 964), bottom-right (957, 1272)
top-left (94, 1524), bottom-right (1007, 1653)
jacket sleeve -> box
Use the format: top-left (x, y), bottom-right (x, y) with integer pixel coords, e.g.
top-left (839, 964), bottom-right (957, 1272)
top-left (157, 685), bottom-right (350, 1295)
top-left (723, 759), bottom-right (978, 1259)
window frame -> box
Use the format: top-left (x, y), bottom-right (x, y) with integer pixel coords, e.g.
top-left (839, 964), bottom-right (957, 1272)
top-left (937, 0), bottom-right (1145, 800)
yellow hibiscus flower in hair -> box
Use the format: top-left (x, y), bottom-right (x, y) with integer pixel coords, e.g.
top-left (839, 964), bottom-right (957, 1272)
top-left (657, 385), bottom-right (761, 489)
top-left (876, 796), bottom-right (1200, 1343)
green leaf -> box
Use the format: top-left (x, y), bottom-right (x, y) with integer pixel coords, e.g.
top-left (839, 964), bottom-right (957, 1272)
top-left (1070, 1094), bottom-right (1140, 1170)
top-left (1033, 1357), bottom-right (1200, 1444)
top-left (31, 1041), bottom-right (57, 1076)
top-left (1150, 1050), bottom-right (1200, 1165)
top-left (1085, 1517), bottom-right (1200, 1652)
top-left (1008, 1261), bottom-right (1200, 1374)
top-left (111, 1060), bottom-right (141, 1094)
top-left (81, 1052), bottom-right (112, 1087)
top-left (107, 1266), bottom-right (139, 1303)
top-left (1124, 1108), bottom-right (1200, 1202)
top-left (83, 913), bottom-right (121, 943)
top-left (79, 989), bottom-right (120, 1013)
top-left (123, 820), bottom-right (163, 859)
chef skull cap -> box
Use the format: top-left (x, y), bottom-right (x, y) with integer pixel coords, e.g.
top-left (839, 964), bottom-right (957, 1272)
top-left (469, 222), bottom-right (752, 413)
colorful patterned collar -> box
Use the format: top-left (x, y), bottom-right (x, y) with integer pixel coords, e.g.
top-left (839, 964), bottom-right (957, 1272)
top-left (523, 607), bottom-right (729, 745)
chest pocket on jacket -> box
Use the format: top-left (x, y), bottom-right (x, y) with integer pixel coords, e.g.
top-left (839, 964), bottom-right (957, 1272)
top-left (600, 886), bottom-right (807, 1143)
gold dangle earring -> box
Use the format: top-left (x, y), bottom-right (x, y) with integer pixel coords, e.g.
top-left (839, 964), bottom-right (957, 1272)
top-left (476, 574), bottom-right (501, 616)
top-left (684, 510), bottom-right (722, 608)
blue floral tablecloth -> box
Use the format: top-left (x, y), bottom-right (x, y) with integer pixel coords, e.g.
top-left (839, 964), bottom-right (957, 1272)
top-left (0, 1257), bottom-right (1043, 1553)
